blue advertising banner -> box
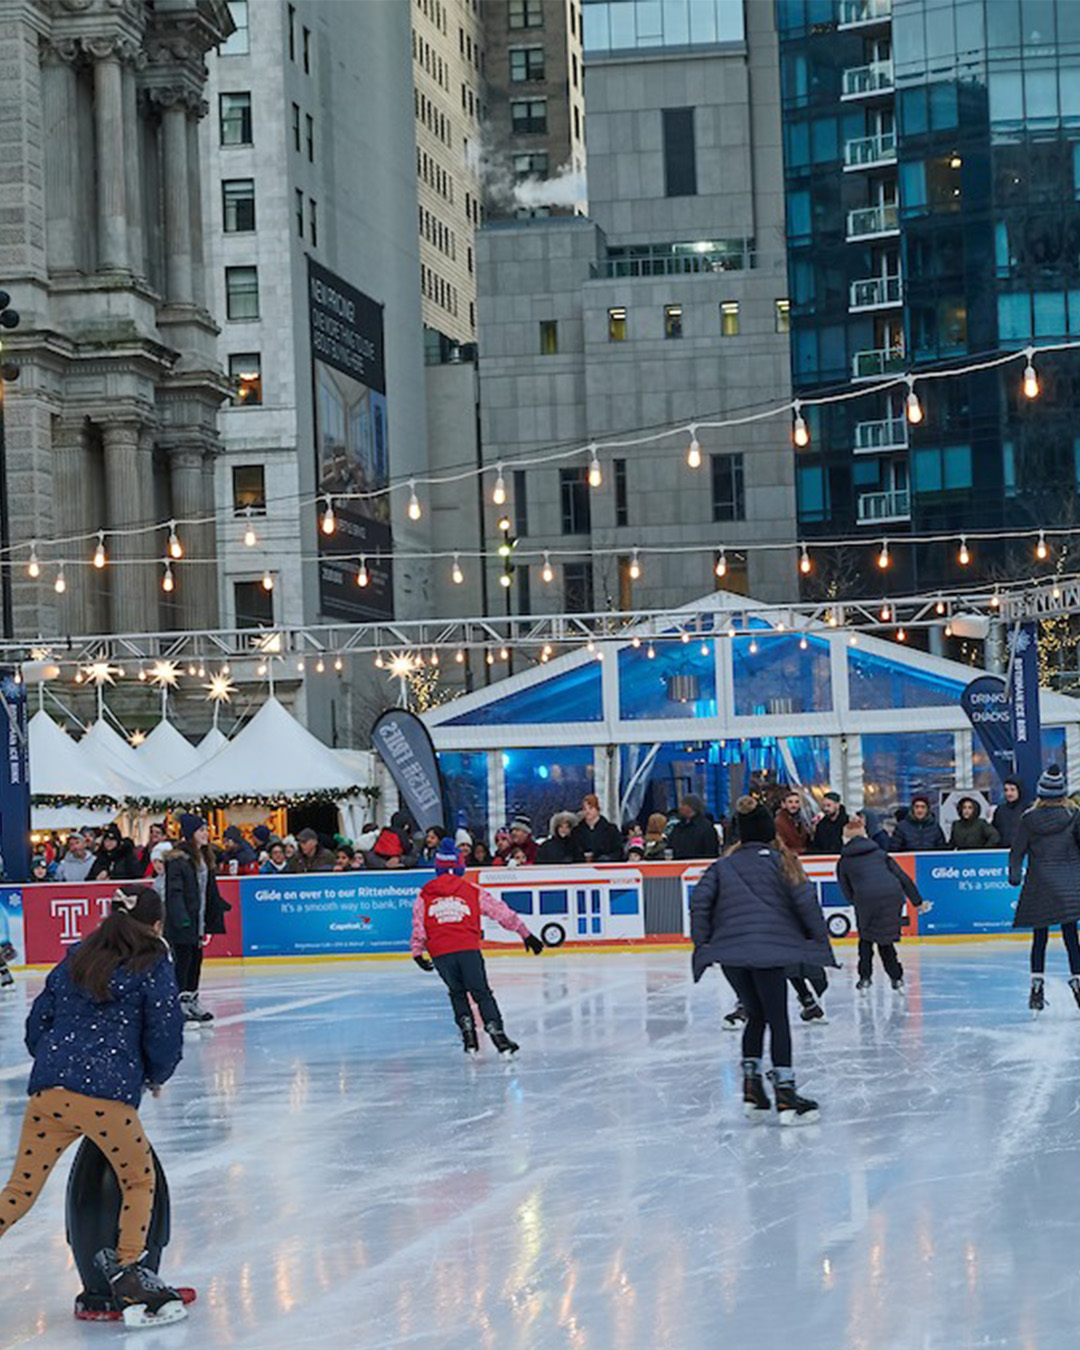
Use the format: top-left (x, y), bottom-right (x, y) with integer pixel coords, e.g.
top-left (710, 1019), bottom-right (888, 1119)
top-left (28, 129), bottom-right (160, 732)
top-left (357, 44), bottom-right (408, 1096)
top-left (1008, 621), bottom-right (1043, 801)
top-left (961, 674), bottom-right (1014, 786)
top-left (240, 871), bottom-right (427, 957)
top-left (0, 673), bottom-right (30, 882)
top-left (913, 851), bottom-right (1019, 936)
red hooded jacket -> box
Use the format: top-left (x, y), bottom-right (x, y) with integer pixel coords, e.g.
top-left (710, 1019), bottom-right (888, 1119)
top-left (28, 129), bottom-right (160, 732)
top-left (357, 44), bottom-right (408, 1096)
top-left (411, 873), bottom-right (530, 959)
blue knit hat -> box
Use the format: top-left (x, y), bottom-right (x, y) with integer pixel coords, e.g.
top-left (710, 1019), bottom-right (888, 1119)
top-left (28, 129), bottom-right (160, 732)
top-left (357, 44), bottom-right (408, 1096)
top-left (1037, 765), bottom-right (1067, 800)
top-left (434, 836), bottom-right (463, 872)
top-left (178, 812), bottom-right (207, 840)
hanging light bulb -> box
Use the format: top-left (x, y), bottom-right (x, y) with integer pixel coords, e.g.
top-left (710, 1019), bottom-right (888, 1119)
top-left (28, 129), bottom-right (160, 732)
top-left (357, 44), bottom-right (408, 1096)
top-left (256, 662), bottom-right (267, 677)
top-left (542, 643), bottom-right (553, 659)
top-left (877, 540), bottom-right (890, 570)
top-left (848, 633), bottom-right (858, 646)
top-left (222, 663), bottom-right (230, 676)
top-left (375, 650), bottom-right (384, 668)
top-left (944, 620), bottom-right (953, 638)
top-left (1022, 348), bottom-right (1039, 399)
top-left (631, 635), bottom-right (641, 648)
top-left (54, 564), bottom-right (66, 595)
top-left (799, 635), bottom-right (809, 651)
top-left (315, 657), bottom-right (325, 674)
top-left (686, 428), bottom-right (702, 469)
top-left (714, 550), bottom-right (728, 580)
top-left (587, 447), bottom-right (602, 488)
top-left (92, 532), bottom-right (106, 570)
top-left (499, 646), bottom-right (509, 661)
top-left (262, 569), bottom-right (274, 591)
top-left (541, 552), bottom-right (554, 583)
top-left (430, 649), bottom-right (439, 666)
top-left (827, 611), bottom-right (838, 627)
top-left (27, 543), bottom-right (40, 579)
top-left (681, 630), bottom-right (690, 644)
top-left (1052, 582), bottom-right (1062, 600)
top-left (701, 641), bottom-right (710, 656)
top-left (492, 464), bottom-right (506, 506)
top-left (499, 572), bottom-right (512, 589)
top-left (486, 649), bottom-right (495, 666)
top-left (989, 590), bottom-right (1001, 609)
top-left (629, 550), bottom-right (641, 581)
top-left (74, 669), bottom-right (83, 684)
top-left (320, 496), bottom-right (336, 536)
top-left (748, 637), bottom-right (759, 655)
top-left (799, 544), bottom-right (812, 575)
top-left (161, 562), bottom-right (174, 594)
top-left (905, 378), bottom-right (923, 425)
top-left (792, 401), bottom-right (810, 448)
top-left (896, 626), bottom-right (907, 642)
top-left (357, 556), bottom-right (369, 588)
top-left (334, 656), bottom-right (343, 672)
top-left (646, 642), bottom-right (656, 659)
top-left (407, 481), bottom-right (422, 521)
top-left (168, 521), bottom-right (183, 559)
top-left (297, 659), bottom-right (306, 673)
top-left (455, 648), bottom-right (464, 663)
top-left (243, 508), bottom-right (257, 548)
top-left (586, 638), bottom-right (595, 652)
top-left (1036, 530), bottom-right (1048, 561)
top-left (935, 595), bottom-right (947, 616)
top-left (880, 601), bottom-right (892, 622)
top-left (958, 536), bottom-right (971, 566)
top-left (451, 554), bottom-right (464, 585)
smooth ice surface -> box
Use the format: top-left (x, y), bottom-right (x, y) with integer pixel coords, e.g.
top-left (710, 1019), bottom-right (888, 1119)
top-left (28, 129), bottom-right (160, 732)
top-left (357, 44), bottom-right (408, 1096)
top-left (3, 945), bottom-right (1080, 1348)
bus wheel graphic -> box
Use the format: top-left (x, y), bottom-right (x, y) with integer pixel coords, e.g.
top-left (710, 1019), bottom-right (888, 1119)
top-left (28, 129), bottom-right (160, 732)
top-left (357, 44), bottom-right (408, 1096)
top-left (827, 912), bottom-right (852, 939)
top-left (540, 923), bottom-right (566, 948)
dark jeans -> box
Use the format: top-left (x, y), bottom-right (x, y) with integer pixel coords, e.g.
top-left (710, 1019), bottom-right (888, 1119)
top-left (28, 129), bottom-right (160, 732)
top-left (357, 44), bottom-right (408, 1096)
top-left (1030, 923), bottom-right (1080, 975)
top-left (789, 973), bottom-right (828, 1005)
top-left (858, 939), bottom-right (903, 981)
top-left (432, 949), bottom-right (503, 1027)
top-left (721, 966), bottom-right (793, 1069)
top-left (173, 943), bottom-right (203, 995)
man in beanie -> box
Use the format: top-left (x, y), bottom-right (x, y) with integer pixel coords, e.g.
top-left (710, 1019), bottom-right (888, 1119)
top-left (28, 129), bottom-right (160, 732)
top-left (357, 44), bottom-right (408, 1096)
top-left (810, 792), bottom-right (848, 855)
top-left (88, 823), bottom-right (142, 881)
top-left (508, 816), bottom-right (538, 864)
top-left (411, 838), bottom-right (544, 1056)
top-left (889, 794), bottom-right (946, 852)
top-left (285, 828), bottom-right (336, 874)
top-left (55, 830), bottom-right (95, 883)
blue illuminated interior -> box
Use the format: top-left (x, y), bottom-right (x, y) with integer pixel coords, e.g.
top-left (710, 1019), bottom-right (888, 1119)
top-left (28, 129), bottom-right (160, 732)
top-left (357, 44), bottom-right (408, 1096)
top-left (442, 661), bottom-right (603, 726)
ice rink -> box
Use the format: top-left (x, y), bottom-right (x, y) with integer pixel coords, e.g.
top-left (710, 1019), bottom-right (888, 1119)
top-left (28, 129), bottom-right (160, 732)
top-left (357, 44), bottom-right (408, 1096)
top-left (4, 944), bottom-right (1080, 1348)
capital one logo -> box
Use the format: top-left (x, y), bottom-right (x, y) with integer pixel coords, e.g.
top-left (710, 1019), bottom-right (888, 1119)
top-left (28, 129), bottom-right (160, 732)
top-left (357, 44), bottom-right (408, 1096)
top-left (51, 896), bottom-right (112, 944)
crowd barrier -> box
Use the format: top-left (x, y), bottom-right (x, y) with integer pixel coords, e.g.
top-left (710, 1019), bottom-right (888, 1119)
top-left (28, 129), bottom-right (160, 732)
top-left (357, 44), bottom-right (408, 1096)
top-left (0, 851), bottom-right (1023, 966)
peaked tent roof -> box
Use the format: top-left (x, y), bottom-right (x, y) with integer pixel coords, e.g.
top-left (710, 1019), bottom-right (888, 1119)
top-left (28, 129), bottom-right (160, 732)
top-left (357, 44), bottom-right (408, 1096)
top-left (197, 727), bottom-right (229, 762)
top-left (80, 719), bottom-right (163, 797)
top-left (164, 697), bottom-right (368, 801)
top-left (136, 719), bottom-right (203, 782)
top-left (29, 711), bottom-right (115, 800)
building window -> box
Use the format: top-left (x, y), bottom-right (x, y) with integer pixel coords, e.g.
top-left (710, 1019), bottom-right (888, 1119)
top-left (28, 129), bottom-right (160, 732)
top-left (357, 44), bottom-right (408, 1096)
top-left (574, 105), bottom-right (581, 141)
top-left (539, 319), bottom-right (558, 354)
top-left (514, 470), bottom-right (529, 537)
top-left (662, 107), bottom-right (696, 197)
top-left (309, 198), bottom-right (317, 246)
top-left (511, 98), bottom-right (547, 134)
top-left (614, 458), bottom-right (628, 527)
top-left (775, 299), bottom-right (790, 333)
top-left (563, 561), bottom-right (594, 613)
top-left (664, 304), bottom-right (683, 339)
top-left (560, 467), bottom-right (591, 534)
top-left (721, 301), bottom-right (740, 336)
top-left (221, 0), bottom-right (249, 56)
top-left (288, 3), bottom-right (295, 59)
top-left (225, 266), bottom-right (259, 320)
top-left (222, 179), bottom-right (255, 232)
top-left (295, 189), bottom-right (304, 237)
top-left (518, 564), bottom-right (532, 618)
top-left (509, 0), bottom-right (543, 28)
top-left (232, 463), bottom-right (266, 513)
top-left (219, 92), bottom-right (252, 145)
top-left (510, 46), bottom-right (545, 81)
top-left (234, 579), bottom-right (273, 629)
top-left (608, 306), bottom-right (627, 341)
top-left (291, 102), bottom-right (300, 151)
top-left (712, 453), bottom-right (745, 522)
top-left (228, 354), bottom-right (262, 406)
top-left (305, 114), bottom-right (314, 162)
top-left (572, 53), bottom-right (579, 88)
top-left (302, 25), bottom-right (311, 73)
top-left (513, 150), bottom-right (549, 178)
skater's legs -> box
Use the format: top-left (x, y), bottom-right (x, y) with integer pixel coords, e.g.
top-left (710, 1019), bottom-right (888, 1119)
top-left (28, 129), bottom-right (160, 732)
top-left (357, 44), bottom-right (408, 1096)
top-left (432, 953), bottom-right (472, 1023)
top-left (1031, 928), bottom-right (1049, 974)
top-left (878, 944), bottom-right (903, 981)
top-left (751, 968), bottom-right (793, 1070)
top-left (857, 939), bottom-right (874, 981)
top-left (1062, 922), bottom-right (1080, 975)
top-left (808, 971), bottom-right (828, 998)
top-left (458, 950), bottom-right (503, 1026)
top-left (788, 975), bottom-right (812, 1004)
top-left (0, 1089), bottom-right (154, 1264)
top-left (722, 965), bottom-right (766, 1060)
top-left (173, 944), bottom-right (202, 995)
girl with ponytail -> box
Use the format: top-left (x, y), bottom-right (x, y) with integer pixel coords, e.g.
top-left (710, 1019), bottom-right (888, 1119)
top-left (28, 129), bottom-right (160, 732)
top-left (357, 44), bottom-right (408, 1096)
top-left (0, 887), bottom-right (187, 1323)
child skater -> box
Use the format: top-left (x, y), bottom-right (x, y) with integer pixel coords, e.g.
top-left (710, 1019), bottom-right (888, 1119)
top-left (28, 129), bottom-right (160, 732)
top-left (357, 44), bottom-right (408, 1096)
top-left (412, 837), bottom-right (545, 1056)
top-left (0, 886), bottom-right (186, 1326)
top-left (1008, 764), bottom-right (1080, 1012)
top-left (836, 816), bottom-right (930, 992)
top-left (691, 797), bottom-right (837, 1124)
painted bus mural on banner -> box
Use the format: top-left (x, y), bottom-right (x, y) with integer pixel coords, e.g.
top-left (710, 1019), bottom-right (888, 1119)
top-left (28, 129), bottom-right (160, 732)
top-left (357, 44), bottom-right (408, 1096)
top-left (476, 868), bottom-right (645, 946)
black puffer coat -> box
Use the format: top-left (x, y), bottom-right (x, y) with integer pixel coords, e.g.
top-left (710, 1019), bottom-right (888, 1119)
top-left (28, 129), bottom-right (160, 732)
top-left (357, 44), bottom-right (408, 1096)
top-left (690, 845), bottom-right (837, 981)
top-left (992, 788), bottom-right (1027, 850)
top-left (164, 847), bottom-right (231, 947)
top-left (669, 799), bottom-right (720, 860)
top-left (570, 816), bottom-right (624, 862)
top-left (811, 807), bottom-right (848, 855)
top-left (87, 838), bottom-right (143, 881)
top-left (890, 812), bottom-right (946, 852)
top-left (836, 836), bottom-right (924, 943)
top-left (1009, 805), bottom-right (1080, 929)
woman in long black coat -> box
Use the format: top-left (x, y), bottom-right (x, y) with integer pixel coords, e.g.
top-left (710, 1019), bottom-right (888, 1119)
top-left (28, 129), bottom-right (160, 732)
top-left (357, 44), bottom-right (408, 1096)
top-left (164, 814), bottom-right (230, 1024)
top-left (836, 820), bottom-right (927, 991)
top-left (1008, 765), bottom-right (1080, 1011)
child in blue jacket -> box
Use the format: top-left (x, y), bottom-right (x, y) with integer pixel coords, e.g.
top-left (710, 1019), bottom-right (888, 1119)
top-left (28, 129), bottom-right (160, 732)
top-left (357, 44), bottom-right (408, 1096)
top-left (0, 886), bottom-right (186, 1326)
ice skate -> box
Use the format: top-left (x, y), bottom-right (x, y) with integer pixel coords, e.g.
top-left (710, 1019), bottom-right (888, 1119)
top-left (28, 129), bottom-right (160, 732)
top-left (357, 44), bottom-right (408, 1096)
top-left (722, 1003), bottom-right (747, 1032)
top-left (856, 977), bottom-right (872, 992)
top-left (798, 998), bottom-right (828, 1025)
top-left (1069, 976), bottom-right (1080, 1012)
top-left (741, 1059), bottom-right (771, 1121)
top-left (0, 962), bottom-right (13, 990)
top-left (94, 1249), bottom-right (188, 1328)
top-left (1029, 977), bottom-right (1046, 1013)
top-left (180, 993), bottom-right (212, 1025)
top-left (458, 1014), bottom-right (479, 1057)
top-left (767, 1071), bottom-right (820, 1126)
top-left (485, 1022), bottom-right (519, 1057)
top-left (891, 977), bottom-right (906, 994)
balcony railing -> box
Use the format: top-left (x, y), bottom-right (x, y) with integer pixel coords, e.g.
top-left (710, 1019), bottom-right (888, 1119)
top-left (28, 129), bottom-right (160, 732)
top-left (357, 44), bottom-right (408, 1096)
top-left (838, 0), bottom-right (892, 29)
top-left (854, 417), bottom-right (908, 453)
top-left (853, 346), bottom-right (905, 380)
top-left (846, 202), bottom-right (899, 241)
top-left (841, 60), bottom-right (895, 100)
top-left (857, 488), bottom-right (910, 523)
top-left (843, 130), bottom-right (897, 170)
top-left (850, 274), bottom-right (903, 311)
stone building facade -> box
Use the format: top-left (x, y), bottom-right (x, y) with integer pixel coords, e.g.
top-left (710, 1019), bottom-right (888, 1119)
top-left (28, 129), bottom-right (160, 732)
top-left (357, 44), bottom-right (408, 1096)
top-left (0, 0), bottom-right (231, 638)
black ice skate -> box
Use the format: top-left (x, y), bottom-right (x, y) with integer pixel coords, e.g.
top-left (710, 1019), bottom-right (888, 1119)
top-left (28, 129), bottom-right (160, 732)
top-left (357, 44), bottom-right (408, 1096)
top-left (485, 1022), bottom-right (519, 1058)
top-left (856, 977), bottom-right (872, 992)
top-left (0, 962), bottom-right (13, 990)
top-left (1030, 977), bottom-right (1046, 1013)
top-left (891, 977), bottom-right (905, 993)
top-left (94, 1248), bottom-right (187, 1329)
top-left (458, 1014), bottom-right (479, 1056)
top-left (180, 993), bottom-right (212, 1024)
top-left (1070, 976), bottom-right (1080, 1012)
top-left (767, 1071), bottom-right (820, 1126)
top-left (741, 1060), bottom-right (771, 1121)
top-left (799, 998), bottom-right (828, 1024)
top-left (722, 1003), bottom-right (747, 1032)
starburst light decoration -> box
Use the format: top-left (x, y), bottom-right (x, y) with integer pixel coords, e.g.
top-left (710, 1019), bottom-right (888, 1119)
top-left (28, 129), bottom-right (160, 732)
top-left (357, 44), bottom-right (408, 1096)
top-left (129, 730), bottom-right (146, 747)
top-left (148, 660), bottom-right (180, 689)
top-left (387, 653), bottom-right (416, 681)
top-left (203, 672), bottom-right (237, 704)
top-left (81, 661), bottom-right (120, 686)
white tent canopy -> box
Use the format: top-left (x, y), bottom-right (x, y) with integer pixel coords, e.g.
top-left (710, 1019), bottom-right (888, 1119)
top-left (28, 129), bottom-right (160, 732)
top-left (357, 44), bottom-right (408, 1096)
top-left (197, 727), bottom-right (228, 762)
top-left (80, 719), bottom-right (163, 799)
top-left (137, 719), bottom-right (203, 782)
top-left (28, 711), bottom-right (118, 830)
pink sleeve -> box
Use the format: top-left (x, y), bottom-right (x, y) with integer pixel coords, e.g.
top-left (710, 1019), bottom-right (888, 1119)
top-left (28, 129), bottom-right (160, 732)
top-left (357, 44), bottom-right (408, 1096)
top-left (410, 895), bottom-right (428, 956)
top-left (478, 887), bottom-right (530, 938)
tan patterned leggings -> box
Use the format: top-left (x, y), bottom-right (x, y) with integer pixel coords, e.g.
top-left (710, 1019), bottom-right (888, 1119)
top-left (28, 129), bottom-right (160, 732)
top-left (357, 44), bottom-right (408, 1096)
top-left (0, 1087), bottom-right (155, 1265)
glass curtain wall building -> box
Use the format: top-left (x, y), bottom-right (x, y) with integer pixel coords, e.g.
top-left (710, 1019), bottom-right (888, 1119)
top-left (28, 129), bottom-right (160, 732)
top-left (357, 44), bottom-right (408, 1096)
top-left (777, 0), bottom-right (1080, 597)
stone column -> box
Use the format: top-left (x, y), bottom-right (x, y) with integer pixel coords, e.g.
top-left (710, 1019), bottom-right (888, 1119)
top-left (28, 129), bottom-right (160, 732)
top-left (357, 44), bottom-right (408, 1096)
top-left (160, 94), bottom-right (193, 304)
top-left (187, 111), bottom-right (207, 309)
top-left (40, 42), bottom-right (80, 275)
top-left (201, 449), bottom-right (220, 625)
top-left (51, 420), bottom-right (89, 629)
top-left (101, 421), bottom-right (153, 633)
top-left (169, 445), bottom-right (205, 629)
top-left (88, 42), bottom-right (128, 272)
top-left (122, 62), bottom-right (145, 278)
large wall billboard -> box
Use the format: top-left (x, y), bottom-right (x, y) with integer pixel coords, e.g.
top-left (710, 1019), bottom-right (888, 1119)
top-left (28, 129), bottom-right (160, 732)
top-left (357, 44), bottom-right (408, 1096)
top-left (308, 258), bottom-right (392, 619)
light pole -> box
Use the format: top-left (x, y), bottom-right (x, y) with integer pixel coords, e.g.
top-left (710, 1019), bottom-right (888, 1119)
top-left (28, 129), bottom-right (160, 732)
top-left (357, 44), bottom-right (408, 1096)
top-left (0, 290), bottom-right (22, 640)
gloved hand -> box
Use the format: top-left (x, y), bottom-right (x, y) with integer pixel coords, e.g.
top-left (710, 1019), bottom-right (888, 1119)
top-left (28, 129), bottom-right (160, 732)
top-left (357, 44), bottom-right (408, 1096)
top-left (413, 954), bottom-right (434, 972)
top-left (523, 933), bottom-right (544, 956)
top-left (0, 941), bottom-right (15, 963)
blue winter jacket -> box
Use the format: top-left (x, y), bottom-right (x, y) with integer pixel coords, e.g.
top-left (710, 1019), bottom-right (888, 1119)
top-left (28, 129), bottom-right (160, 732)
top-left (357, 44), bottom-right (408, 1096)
top-left (690, 845), bottom-right (837, 981)
top-left (26, 947), bottom-right (183, 1108)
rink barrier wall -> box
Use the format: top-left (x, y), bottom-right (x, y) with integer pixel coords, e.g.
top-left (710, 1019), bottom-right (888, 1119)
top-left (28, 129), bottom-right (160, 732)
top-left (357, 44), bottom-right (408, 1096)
top-left (5, 850), bottom-right (1022, 966)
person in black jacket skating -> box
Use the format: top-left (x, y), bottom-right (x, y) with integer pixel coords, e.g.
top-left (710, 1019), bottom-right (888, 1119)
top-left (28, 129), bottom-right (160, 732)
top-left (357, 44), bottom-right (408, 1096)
top-left (691, 797), bottom-right (837, 1125)
top-left (570, 795), bottom-right (624, 862)
top-left (992, 777), bottom-right (1027, 850)
top-left (1008, 765), bottom-right (1080, 1012)
top-left (837, 818), bottom-right (930, 992)
top-left (669, 794), bottom-right (720, 860)
top-left (164, 815), bottom-right (231, 1025)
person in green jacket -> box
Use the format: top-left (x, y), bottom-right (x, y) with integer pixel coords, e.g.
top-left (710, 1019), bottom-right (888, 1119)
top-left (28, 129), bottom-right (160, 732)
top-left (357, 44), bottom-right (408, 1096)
top-left (949, 797), bottom-right (1001, 850)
